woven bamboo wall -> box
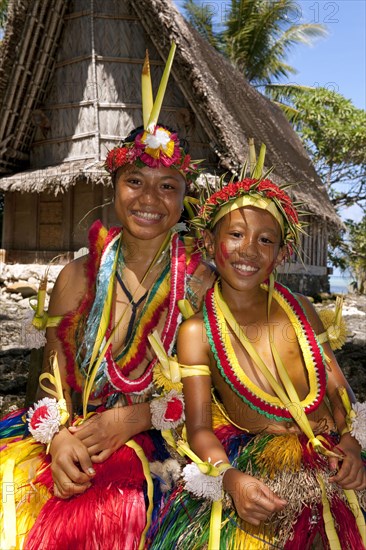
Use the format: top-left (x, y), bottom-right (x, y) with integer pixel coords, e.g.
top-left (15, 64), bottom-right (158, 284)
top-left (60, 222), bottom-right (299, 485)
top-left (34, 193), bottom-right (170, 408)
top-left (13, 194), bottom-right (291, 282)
top-left (30, 0), bottom-right (215, 168)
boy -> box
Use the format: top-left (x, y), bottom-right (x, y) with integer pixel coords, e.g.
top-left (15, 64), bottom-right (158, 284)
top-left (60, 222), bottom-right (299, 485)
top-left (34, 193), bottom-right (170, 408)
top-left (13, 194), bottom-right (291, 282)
top-left (150, 177), bottom-right (366, 549)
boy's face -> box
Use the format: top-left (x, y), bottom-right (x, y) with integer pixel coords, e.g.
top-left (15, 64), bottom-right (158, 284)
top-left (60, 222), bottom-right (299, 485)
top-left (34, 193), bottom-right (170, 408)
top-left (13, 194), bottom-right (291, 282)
top-left (114, 164), bottom-right (186, 241)
top-left (205, 206), bottom-right (286, 291)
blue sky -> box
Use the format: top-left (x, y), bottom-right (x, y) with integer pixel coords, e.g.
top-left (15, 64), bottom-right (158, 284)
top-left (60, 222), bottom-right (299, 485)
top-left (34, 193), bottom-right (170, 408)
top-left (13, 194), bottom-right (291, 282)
top-left (175, 0), bottom-right (365, 222)
top-left (175, 1), bottom-right (365, 108)
top-left (285, 0), bottom-right (365, 110)
top-left (287, 0), bottom-right (365, 224)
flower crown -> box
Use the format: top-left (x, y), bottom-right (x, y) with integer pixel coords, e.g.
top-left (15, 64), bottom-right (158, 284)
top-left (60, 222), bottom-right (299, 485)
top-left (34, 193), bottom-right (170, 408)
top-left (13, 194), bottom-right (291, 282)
top-left (105, 125), bottom-right (200, 183)
top-left (104, 44), bottom-right (200, 183)
top-left (193, 177), bottom-right (303, 256)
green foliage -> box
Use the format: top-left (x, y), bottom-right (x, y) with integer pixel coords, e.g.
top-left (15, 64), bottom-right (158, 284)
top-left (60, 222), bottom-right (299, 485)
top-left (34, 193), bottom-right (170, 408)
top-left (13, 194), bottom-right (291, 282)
top-left (183, 0), bottom-right (326, 85)
top-left (183, 0), bottom-right (223, 49)
top-left (0, 0), bottom-right (8, 30)
top-left (330, 217), bottom-right (366, 294)
top-left (267, 85), bottom-right (366, 210)
top-left (224, 0), bottom-right (326, 85)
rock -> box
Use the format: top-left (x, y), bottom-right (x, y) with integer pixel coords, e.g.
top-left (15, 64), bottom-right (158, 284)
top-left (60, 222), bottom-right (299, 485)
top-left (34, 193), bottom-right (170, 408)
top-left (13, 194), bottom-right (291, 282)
top-left (10, 293), bottom-right (23, 301)
top-left (319, 292), bottom-right (332, 301)
top-left (18, 298), bottom-right (32, 309)
top-left (6, 282), bottom-right (38, 298)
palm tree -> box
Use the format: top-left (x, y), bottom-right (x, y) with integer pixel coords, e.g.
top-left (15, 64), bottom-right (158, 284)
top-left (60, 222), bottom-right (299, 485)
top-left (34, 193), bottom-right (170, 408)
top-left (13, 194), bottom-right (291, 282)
top-left (183, 0), bottom-right (326, 86)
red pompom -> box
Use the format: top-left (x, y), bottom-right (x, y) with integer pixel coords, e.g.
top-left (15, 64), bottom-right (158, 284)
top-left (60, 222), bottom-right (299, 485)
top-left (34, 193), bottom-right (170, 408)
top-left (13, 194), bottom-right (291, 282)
top-left (164, 397), bottom-right (184, 422)
top-left (30, 405), bottom-right (50, 429)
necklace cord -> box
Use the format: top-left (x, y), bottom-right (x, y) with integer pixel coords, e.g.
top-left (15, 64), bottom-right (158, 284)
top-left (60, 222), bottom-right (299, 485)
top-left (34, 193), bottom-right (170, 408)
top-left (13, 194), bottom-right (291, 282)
top-left (82, 231), bottom-right (172, 416)
top-left (214, 282), bottom-right (342, 459)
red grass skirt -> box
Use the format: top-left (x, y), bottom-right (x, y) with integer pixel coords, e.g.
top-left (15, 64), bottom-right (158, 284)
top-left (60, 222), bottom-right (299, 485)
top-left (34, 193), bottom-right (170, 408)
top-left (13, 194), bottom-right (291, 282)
top-left (23, 444), bottom-right (148, 550)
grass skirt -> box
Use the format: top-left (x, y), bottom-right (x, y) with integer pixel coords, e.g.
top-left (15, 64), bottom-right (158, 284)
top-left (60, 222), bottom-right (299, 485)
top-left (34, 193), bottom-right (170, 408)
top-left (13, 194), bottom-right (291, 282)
top-left (148, 419), bottom-right (366, 550)
top-left (1, 410), bottom-right (172, 550)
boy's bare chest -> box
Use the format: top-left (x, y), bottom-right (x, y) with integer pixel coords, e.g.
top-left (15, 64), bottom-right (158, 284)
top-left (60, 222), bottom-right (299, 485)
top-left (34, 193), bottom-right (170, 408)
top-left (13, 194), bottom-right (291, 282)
top-left (211, 307), bottom-right (310, 400)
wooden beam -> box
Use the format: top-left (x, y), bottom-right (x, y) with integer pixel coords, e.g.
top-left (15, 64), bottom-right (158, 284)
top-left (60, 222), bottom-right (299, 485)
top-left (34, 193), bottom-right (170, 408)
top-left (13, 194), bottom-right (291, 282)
top-left (64, 11), bottom-right (140, 22)
top-left (32, 131), bottom-right (96, 147)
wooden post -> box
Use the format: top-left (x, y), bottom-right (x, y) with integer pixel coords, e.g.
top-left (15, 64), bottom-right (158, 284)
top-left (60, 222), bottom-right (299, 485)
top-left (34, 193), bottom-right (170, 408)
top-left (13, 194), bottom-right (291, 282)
top-left (25, 348), bottom-right (44, 407)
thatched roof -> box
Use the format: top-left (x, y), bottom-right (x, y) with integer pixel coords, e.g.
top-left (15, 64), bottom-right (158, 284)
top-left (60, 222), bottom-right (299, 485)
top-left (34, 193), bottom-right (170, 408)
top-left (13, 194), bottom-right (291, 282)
top-left (0, 160), bottom-right (109, 194)
top-left (0, 0), bottom-right (339, 224)
top-left (0, 0), bottom-right (68, 173)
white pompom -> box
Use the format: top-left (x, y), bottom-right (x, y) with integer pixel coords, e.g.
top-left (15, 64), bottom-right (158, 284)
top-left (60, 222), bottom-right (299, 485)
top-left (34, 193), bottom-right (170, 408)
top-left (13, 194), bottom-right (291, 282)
top-left (150, 390), bottom-right (185, 431)
top-left (27, 397), bottom-right (61, 444)
top-left (182, 463), bottom-right (223, 502)
top-left (351, 402), bottom-right (366, 449)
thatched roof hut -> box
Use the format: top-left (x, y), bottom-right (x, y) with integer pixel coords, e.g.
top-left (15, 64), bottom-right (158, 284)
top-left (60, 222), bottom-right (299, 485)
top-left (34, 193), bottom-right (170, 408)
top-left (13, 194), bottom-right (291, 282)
top-left (0, 0), bottom-right (340, 293)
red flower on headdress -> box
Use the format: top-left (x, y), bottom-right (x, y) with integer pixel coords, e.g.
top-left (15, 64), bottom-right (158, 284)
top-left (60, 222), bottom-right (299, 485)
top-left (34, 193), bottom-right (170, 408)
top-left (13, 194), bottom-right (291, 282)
top-left (180, 153), bottom-right (192, 173)
top-left (104, 127), bottom-right (198, 181)
top-left (284, 204), bottom-right (299, 223)
top-left (239, 179), bottom-right (256, 192)
top-left (105, 147), bottom-right (129, 173)
top-left (193, 176), bottom-right (301, 255)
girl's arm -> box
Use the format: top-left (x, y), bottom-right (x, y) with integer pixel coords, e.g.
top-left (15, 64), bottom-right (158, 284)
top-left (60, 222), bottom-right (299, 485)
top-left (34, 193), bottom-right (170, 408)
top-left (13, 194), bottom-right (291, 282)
top-left (39, 257), bottom-right (96, 498)
top-left (178, 319), bottom-right (287, 525)
top-left (39, 256), bottom-right (153, 497)
top-left (298, 295), bottom-right (366, 490)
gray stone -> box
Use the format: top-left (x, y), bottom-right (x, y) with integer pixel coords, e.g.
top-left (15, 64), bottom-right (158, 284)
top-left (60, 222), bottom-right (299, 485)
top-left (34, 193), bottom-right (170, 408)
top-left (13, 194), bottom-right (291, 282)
top-left (6, 282), bottom-right (38, 298)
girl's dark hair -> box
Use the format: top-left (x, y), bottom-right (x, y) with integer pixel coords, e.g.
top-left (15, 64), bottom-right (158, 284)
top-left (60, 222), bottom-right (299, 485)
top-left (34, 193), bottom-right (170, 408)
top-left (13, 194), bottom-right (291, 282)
top-left (123, 124), bottom-right (190, 154)
top-left (111, 123), bottom-right (190, 187)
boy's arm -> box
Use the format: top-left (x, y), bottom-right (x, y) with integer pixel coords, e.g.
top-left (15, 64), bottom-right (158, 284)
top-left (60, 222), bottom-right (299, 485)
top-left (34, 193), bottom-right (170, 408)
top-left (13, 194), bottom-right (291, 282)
top-left (297, 295), bottom-right (366, 490)
top-left (178, 318), bottom-right (287, 525)
top-left (179, 318), bottom-right (229, 464)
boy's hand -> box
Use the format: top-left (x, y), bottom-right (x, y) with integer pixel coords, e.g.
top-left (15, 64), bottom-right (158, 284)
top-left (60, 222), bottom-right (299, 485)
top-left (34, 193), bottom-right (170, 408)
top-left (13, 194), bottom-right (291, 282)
top-left (50, 428), bottom-right (96, 499)
top-left (223, 469), bottom-right (287, 525)
top-left (328, 433), bottom-right (366, 490)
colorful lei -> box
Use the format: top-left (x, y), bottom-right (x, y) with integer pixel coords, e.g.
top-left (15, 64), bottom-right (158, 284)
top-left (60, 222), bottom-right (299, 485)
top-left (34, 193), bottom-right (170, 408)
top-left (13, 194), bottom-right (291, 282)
top-left (203, 281), bottom-right (327, 421)
top-left (59, 224), bottom-right (201, 399)
top-left (104, 125), bottom-right (200, 183)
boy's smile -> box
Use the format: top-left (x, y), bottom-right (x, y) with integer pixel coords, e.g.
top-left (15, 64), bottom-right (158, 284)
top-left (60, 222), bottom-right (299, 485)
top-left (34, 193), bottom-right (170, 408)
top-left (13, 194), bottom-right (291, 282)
top-left (207, 206), bottom-right (285, 294)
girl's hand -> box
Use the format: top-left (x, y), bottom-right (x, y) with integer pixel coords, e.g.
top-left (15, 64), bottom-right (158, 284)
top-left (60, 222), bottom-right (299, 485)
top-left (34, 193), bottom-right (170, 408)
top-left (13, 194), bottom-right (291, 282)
top-left (50, 428), bottom-right (95, 499)
top-left (223, 469), bottom-right (287, 525)
top-left (69, 404), bottom-right (151, 463)
top-left (328, 433), bottom-right (366, 490)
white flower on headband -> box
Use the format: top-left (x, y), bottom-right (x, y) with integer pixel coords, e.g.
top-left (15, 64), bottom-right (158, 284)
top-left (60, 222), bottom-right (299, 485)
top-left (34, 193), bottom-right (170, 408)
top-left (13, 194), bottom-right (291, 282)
top-left (145, 128), bottom-right (171, 151)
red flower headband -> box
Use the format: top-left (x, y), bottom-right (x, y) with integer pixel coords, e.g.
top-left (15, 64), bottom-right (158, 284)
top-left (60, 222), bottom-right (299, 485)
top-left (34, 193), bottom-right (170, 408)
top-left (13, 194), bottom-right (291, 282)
top-left (105, 125), bottom-right (200, 183)
top-left (193, 178), bottom-right (303, 255)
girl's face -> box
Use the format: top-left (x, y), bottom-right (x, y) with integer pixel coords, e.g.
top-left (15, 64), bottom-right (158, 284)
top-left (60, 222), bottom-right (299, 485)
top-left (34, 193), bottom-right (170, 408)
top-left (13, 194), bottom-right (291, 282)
top-left (205, 206), bottom-right (286, 291)
top-left (114, 164), bottom-right (186, 241)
